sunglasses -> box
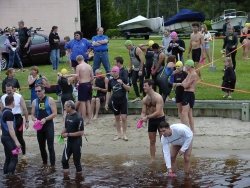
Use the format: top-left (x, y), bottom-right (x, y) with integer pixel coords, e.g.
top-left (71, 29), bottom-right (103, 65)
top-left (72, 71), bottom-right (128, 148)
top-left (176, 66), bottom-right (180, 67)
top-left (112, 71), bottom-right (117, 72)
top-left (35, 90), bottom-right (43, 93)
top-left (75, 34), bottom-right (80, 37)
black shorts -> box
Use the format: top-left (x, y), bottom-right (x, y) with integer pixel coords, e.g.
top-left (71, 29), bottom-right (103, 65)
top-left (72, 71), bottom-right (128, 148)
top-left (94, 94), bottom-right (106, 103)
top-left (78, 82), bottom-right (92, 102)
top-left (175, 89), bottom-right (184, 103)
top-left (182, 91), bottom-right (195, 108)
top-left (109, 97), bottom-right (127, 116)
top-left (192, 48), bottom-right (201, 63)
top-left (71, 60), bottom-right (78, 67)
top-left (148, 116), bottom-right (165, 132)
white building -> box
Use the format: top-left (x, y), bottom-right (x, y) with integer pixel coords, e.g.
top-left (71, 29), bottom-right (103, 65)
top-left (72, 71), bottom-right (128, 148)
top-left (0, 0), bottom-right (81, 39)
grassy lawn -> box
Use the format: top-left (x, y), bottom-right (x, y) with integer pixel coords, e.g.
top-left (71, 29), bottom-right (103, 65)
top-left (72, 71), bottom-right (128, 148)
top-left (4, 36), bottom-right (250, 101)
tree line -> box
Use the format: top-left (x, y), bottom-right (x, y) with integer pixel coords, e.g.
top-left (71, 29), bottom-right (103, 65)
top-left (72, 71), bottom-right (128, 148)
top-left (80, 0), bottom-right (249, 39)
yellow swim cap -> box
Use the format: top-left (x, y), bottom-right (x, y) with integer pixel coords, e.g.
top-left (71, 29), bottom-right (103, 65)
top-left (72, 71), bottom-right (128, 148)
top-left (176, 61), bottom-right (183, 67)
top-left (246, 23), bottom-right (250, 27)
top-left (148, 40), bottom-right (154, 46)
top-left (61, 68), bottom-right (68, 75)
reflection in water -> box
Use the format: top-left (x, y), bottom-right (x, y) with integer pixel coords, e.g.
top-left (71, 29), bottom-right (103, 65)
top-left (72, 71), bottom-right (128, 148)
top-left (0, 154), bottom-right (250, 187)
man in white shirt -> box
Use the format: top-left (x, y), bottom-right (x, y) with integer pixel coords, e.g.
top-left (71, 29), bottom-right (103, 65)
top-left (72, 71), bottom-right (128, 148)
top-left (1, 82), bottom-right (29, 159)
top-left (159, 121), bottom-right (193, 175)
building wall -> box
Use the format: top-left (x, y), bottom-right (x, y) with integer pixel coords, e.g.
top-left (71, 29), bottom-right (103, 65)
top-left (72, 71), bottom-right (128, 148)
top-left (0, 0), bottom-right (81, 39)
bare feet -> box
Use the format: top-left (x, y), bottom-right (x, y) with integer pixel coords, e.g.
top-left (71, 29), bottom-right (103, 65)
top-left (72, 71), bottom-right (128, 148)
top-left (93, 115), bottom-right (98, 120)
top-left (123, 135), bottom-right (128, 141)
top-left (131, 97), bottom-right (141, 103)
top-left (113, 135), bottom-right (121, 141)
top-left (21, 155), bottom-right (26, 160)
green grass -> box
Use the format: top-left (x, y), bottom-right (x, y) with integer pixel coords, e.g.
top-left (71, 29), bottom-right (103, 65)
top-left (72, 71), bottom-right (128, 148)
top-left (5, 36), bottom-right (250, 100)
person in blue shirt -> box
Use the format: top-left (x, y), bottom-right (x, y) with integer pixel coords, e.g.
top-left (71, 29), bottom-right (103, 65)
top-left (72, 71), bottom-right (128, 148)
top-left (64, 31), bottom-right (93, 74)
top-left (92, 27), bottom-right (111, 78)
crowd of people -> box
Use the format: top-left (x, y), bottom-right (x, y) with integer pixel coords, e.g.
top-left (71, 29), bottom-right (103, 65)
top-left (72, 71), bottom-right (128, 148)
top-left (0, 20), bottom-right (241, 177)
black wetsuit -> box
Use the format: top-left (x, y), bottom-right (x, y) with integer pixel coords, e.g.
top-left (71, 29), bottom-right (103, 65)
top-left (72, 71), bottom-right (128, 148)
top-left (18, 27), bottom-right (34, 65)
top-left (94, 77), bottom-right (106, 102)
top-left (35, 96), bottom-right (55, 166)
top-left (1, 108), bottom-right (17, 174)
top-left (57, 77), bottom-right (74, 106)
top-left (167, 39), bottom-right (185, 61)
top-left (119, 66), bottom-right (128, 80)
top-left (174, 71), bottom-right (188, 103)
top-left (61, 112), bottom-right (84, 172)
top-left (145, 48), bottom-right (154, 79)
top-left (108, 77), bottom-right (128, 116)
top-left (153, 50), bottom-right (165, 94)
top-left (222, 33), bottom-right (238, 70)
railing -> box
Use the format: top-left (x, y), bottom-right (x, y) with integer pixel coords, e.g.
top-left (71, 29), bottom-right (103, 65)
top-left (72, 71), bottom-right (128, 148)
top-left (211, 11), bottom-right (247, 24)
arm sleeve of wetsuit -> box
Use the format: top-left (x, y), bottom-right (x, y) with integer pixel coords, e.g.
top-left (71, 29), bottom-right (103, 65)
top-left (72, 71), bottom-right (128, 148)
top-left (4, 111), bottom-right (14, 122)
top-left (180, 127), bottom-right (193, 152)
top-left (122, 77), bottom-right (128, 85)
top-left (161, 136), bottom-right (171, 168)
top-left (2, 79), bottom-right (7, 93)
top-left (222, 36), bottom-right (227, 49)
top-left (178, 40), bottom-right (185, 52)
top-left (234, 35), bottom-right (238, 47)
top-left (108, 80), bottom-right (112, 92)
top-left (77, 115), bottom-right (84, 131)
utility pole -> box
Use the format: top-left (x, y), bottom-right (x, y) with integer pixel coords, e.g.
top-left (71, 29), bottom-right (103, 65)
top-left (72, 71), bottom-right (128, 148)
top-left (176, 0), bottom-right (180, 13)
top-left (96, 0), bottom-right (101, 28)
top-left (147, 0), bottom-right (150, 18)
top-left (157, 0), bottom-right (159, 17)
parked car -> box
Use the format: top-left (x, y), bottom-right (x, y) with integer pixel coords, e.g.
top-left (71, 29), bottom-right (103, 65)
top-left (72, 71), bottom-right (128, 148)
top-left (0, 31), bottom-right (65, 70)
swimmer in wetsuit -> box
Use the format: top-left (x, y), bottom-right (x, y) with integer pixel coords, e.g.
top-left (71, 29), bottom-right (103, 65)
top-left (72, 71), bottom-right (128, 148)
top-left (61, 100), bottom-right (84, 175)
top-left (173, 60), bottom-right (198, 134)
top-left (140, 79), bottom-right (165, 162)
top-left (1, 95), bottom-right (21, 175)
top-left (31, 84), bottom-right (57, 170)
top-left (173, 61), bottom-right (188, 116)
top-left (105, 66), bottom-right (131, 141)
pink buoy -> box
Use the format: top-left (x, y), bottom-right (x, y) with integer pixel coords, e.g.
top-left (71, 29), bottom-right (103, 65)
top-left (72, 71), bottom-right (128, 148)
top-left (137, 120), bottom-right (143, 129)
top-left (12, 148), bottom-right (20, 155)
top-left (168, 173), bottom-right (177, 178)
top-left (33, 120), bottom-right (43, 130)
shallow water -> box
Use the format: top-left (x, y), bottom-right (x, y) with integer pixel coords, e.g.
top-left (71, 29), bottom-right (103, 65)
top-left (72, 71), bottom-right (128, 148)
top-left (0, 154), bottom-right (250, 188)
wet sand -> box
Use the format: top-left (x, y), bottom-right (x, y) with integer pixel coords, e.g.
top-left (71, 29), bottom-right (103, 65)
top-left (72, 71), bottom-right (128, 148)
top-left (1, 115), bottom-right (249, 158)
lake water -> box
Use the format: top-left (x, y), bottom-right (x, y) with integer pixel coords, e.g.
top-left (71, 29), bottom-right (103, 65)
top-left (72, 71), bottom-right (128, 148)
top-left (0, 154), bottom-right (250, 187)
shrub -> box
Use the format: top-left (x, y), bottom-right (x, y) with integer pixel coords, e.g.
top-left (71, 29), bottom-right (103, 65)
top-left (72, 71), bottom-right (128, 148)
top-left (105, 28), bottom-right (121, 38)
top-left (203, 20), bottom-right (212, 30)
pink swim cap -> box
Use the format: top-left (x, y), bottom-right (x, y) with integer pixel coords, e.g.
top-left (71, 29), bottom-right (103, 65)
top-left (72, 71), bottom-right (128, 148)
top-left (112, 66), bottom-right (120, 72)
top-left (171, 32), bottom-right (178, 38)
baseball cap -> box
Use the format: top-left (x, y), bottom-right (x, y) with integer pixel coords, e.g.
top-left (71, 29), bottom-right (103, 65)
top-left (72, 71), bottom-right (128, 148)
top-left (61, 68), bottom-right (68, 75)
top-left (148, 40), bottom-right (154, 46)
top-left (125, 40), bottom-right (132, 46)
top-left (185, 59), bottom-right (194, 67)
top-left (112, 66), bottom-right (120, 72)
top-left (176, 61), bottom-right (183, 67)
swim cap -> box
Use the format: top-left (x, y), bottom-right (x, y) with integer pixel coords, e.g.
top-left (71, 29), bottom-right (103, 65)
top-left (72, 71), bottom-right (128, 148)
top-left (112, 66), bottom-right (120, 72)
top-left (185, 59), bottom-right (194, 67)
top-left (246, 23), bottom-right (250, 27)
top-left (148, 40), bottom-right (154, 46)
top-left (125, 40), bottom-right (132, 46)
top-left (61, 68), bottom-right (68, 75)
top-left (171, 31), bottom-right (178, 38)
top-left (176, 61), bottom-right (183, 67)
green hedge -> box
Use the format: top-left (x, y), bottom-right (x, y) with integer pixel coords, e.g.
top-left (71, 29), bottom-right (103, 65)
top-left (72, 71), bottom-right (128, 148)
top-left (105, 28), bottom-right (121, 38)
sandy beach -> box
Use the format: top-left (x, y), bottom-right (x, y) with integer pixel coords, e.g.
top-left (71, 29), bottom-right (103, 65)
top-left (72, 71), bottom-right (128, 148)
top-left (1, 114), bottom-right (249, 159)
